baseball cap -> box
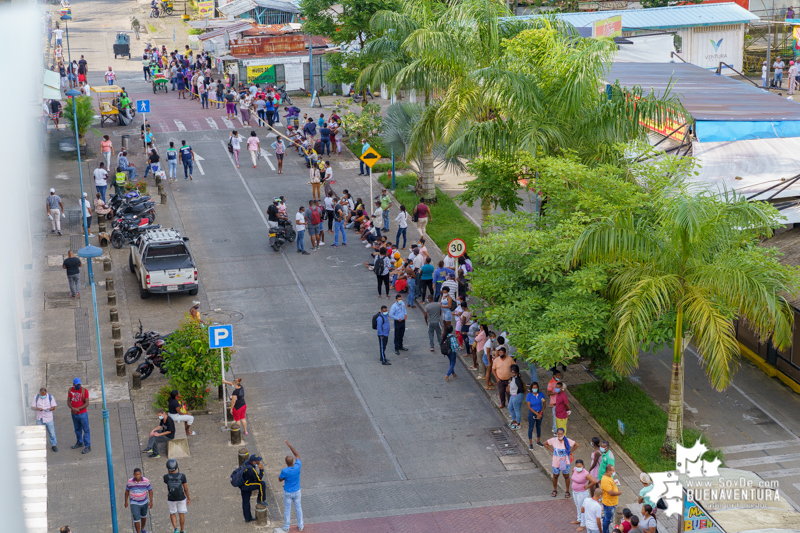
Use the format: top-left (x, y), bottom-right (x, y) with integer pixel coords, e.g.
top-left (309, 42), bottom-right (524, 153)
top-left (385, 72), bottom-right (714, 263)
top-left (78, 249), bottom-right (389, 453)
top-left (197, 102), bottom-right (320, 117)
top-left (50, 188), bottom-right (55, 193)
top-left (73, 377), bottom-right (81, 386)
top-left (82, 192), bottom-right (87, 197)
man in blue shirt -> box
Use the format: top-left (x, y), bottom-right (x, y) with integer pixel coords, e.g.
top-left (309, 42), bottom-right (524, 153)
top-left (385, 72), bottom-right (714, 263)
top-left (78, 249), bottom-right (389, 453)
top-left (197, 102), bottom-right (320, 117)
top-left (279, 440), bottom-right (303, 532)
top-left (432, 260), bottom-right (455, 301)
top-left (179, 140), bottom-right (194, 180)
top-left (389, 294), bottom-right (408, 355)
top-left (117, 151), bottom-right (137, 181)
top-left (376, 305), bottom-right (391, 365)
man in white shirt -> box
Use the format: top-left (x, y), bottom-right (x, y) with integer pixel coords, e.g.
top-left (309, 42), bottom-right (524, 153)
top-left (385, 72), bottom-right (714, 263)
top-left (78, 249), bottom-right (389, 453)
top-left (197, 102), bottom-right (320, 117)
top-left (774, 56), bottom-right (785, 87)
top-left (54, 26), bottom-right (63, 46)
top-left (80, 192), bottom-right (94, 237)
top-left (295, 206), bottom-right (310, 255)
top-left (31, 387), bottom-right (58, 451)
top-left (93, 162), bottom-right (109, 201)
top-left (581, 490), bottom-right (603, 533)
top-left (372, 200), bottom-right (383, 238)
top-left (789, 60), bottom-right (798, 95)
top-left (443, 254), bottom-right (456, 270)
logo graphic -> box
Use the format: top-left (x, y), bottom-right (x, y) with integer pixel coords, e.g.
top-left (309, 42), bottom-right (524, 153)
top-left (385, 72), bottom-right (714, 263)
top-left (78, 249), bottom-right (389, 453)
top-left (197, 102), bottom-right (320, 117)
top-left (649, 442), bottom-right (721, 517)
top-left (710, 38), bottom-right (723, 53)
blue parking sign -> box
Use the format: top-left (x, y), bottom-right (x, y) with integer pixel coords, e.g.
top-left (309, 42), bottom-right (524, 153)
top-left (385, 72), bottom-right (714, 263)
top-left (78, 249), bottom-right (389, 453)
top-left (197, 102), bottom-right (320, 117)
top-left (209, 325), bottom-right (233, 349)
top-left (136, 100), bottom-right (150, 113)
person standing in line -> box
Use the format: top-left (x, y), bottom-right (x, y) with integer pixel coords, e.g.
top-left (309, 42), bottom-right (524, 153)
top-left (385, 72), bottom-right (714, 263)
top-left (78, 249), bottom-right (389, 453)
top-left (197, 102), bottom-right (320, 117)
top-left (547, 369), bottom-right (562, 435)
top-left (404, 259), bottom-right (416, 308)
top-left (295, 205), bottom-right (310, 255)
top-left (67, 377), bottom-right (90, 453)
top-left (554, 380), bottom-right (570, 434)
top-left (31, 387), bottom-right (58, 452)
top-left (310, 162), bottom-right (321, 200)
top-left (638, 472), bottom-right (655, 510)
top-left (581, 490), bottom-right (604, 533)
top-left (124, 468), bottom-right (153, 533)
top-left (275, 137), bottom-right (285, 174)
top-left (46, 188), bottom-right (64, 236)
top-left (198, 76), bottom-right (208, 109)
top-left (379, 188), bottom-right (392, 232)
top-left (544, 427), bottom-right (578, 498)
top-left (306, 200), bottom-right (320, 251)
top-left (597, 440), bottom-right (616, 485)
top-left (774, 56), bottom-right (786, 87)
top-left (62, 250), bottom-right (81, 298)
top-left (279, 440), bottom-right (303, 532)
top-left (166, 141), bottom-right (178, 182)
top-left (164, 459), bottom-right (190, 533)
top-left (93, 162), bottom-right (109, 203)
top-left (247, 131), bottom-right (260, 169)
top-left (323, 160), bottom-right (333, 191)
top-left (395, 204), bottom-right (408, 249)
top-left (376, 305), bottom-right (391, 365)
top-left (239, 455), bottom-right (267, 522)
top-left (229, 130), bottom-right (242, 168)
top-left (492, 347), bottom-right (514, 408)
top-left (423, 294), bottom-right (442, 353)
top-left (588, 437), bottom-right (602, 496)
top-left (507, 364), bottom-right (525, 429)
top-left (324, 191), bottom-right (336, 234)
top-left (302, 117), bottom-right (317, 141)
top-left (571, 459), bottom-right (598, 531)
top-left (142, 53), bottom-right (151, 81)
top-left (419, 257), bottom-right (435, 301)
top-left (225, 89), bottom-right (236, 120)
top-left (371, 200), bottom-right (383, 239)
top-left (358, 138), bottom-right (371, 176)
top-left (600, 464), bottom-right (621, 533)
top-left (526, 381), bottom-right (545, 449)
top-left (79, 192), bottom-right (93, 237)
top-left (332, 197), bottom-right (347, 247)
top-left (176, 70), bottom-right (186, 99)
top-left (440, 285), bottom-right (455, 330)
top-left (314, 199), bottom-right (326, 246)
top-left (374, 247), bottom-right (392, 298)
top-left (389, 294), bottom-right (408, 355)
top-left (142, 408), bottom-right (175, 458)
top-left (179, 140), bottom-right (194, 180)
top-left (442, 325), bottom-right (459, 381)
top-left (640, 504), bottom-right (657, 533)
top-left (319, 122), bottom-right (331, 156)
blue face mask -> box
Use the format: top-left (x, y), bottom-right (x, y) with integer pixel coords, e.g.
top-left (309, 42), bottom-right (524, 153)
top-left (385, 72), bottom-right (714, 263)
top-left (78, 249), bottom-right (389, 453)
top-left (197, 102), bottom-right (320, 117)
top-left (382, 312), bottom-right (388, 316)
top-left (554, 388), bottom-right (561, 393)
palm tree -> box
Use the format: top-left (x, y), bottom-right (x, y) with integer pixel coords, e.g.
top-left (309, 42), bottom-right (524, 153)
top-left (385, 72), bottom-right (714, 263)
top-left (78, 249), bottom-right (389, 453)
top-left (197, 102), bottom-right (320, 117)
top-left (564, 189), bottom-right (799, 455)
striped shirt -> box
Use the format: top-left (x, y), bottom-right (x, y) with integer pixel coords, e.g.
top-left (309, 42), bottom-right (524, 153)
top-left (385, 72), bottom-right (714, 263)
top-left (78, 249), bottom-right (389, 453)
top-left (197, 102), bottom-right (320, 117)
top-left (126, 477), bottom-right (152, 504)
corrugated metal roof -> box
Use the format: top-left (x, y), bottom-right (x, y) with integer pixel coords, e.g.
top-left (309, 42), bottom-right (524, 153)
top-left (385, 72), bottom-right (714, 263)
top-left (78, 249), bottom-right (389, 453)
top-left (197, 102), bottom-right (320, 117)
top-left (513, 3), bottom-right (759, 30)
top-left (197, 21), bottom-right (254, 40)
top-left (218, 0), bottom-right (256, 18)
top-left (242, 23), bottom-right (297, 36)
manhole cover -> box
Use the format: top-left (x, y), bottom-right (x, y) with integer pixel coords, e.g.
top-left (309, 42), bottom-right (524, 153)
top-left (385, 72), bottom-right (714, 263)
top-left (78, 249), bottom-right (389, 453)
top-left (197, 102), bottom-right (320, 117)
top-left (486, 427), bottom-right (521, 456)
top-left (211, 238), bottom-right (231, 243)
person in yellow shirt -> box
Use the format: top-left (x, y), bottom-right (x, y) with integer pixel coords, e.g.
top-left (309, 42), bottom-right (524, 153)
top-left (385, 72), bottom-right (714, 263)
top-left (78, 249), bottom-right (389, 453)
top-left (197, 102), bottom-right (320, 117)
top-left (600, 464), bottom-right (622, 533)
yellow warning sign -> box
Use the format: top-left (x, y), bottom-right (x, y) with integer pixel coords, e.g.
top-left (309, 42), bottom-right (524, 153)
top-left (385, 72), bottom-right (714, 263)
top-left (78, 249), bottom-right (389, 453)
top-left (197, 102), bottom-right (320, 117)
top-left (359, 146), bottom-right (381, 168)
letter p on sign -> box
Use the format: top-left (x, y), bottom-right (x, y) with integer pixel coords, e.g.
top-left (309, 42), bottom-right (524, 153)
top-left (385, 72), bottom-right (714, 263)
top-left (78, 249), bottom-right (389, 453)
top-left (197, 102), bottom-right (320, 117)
top-left (209, 324), bottom-right (233, 349)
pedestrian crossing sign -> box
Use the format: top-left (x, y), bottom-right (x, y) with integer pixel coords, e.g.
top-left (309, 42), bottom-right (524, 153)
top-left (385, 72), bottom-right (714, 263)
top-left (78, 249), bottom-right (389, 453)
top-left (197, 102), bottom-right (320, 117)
top-left (359, 147), bottom-right (381, 168)
top-left (136, 100), bottom-right (150, 113)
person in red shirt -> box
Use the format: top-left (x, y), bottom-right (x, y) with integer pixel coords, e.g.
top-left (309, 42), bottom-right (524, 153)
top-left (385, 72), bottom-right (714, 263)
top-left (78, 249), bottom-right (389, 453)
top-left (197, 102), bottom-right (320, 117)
top-left (547, 369), bottom-right (562, 435)
top-left (68, 377), bottom-right (91, 453)
top-left (554, 381), bottom-right (570, 434)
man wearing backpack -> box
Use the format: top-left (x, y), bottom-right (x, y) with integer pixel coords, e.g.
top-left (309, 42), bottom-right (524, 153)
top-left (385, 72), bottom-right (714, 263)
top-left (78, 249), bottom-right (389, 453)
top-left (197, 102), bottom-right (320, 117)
top-left (237, 455), bottom-right (267, 522)
top-left (31, 387), bottom-right (58, 452)
top-left (376, 305), bottom-right (391, 365)
top-left (164, 458), bottom-right (190, 533)
top-left (374, 247), bottom-right (392, 298)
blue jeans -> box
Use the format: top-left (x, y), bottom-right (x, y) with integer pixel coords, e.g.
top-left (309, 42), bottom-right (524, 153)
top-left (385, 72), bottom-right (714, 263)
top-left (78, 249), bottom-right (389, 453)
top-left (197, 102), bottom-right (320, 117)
top-left (446, 351), bottom-right (457, 377)
top-left (107, 79), bottom-right (114, 86)
top-left (406, 278), bottom-right (416, 306)
top-left (552, 406), bottom-right (557, 434)
top-left (602, 504), bottom-right (616, 533)
top-left (509, 393), bottom-right (524, 424)
top-left (383, 208), bottom-right (390, 230)
top-left (296, 229), bottom-right (306, 252)
top-left (171, 77), bottom-right (177, 90)
top-left (320, 139), bottom-right (330, 155)
top-left (395, 227), bottom-right (406, 248)
top-left (71, 412), bottom-right (90, 447)
top-left (120, 165), bottom-right (136, 181)
top-left (201, 92), bottom-right (208, 108)
top-left (96, 185), bottom-right (107, 202)
top-left (334, 220), bottom-right (346, 245)
top-left (37, 419), bottom-right (57, 446)
top-left (283, 490), bottom-right (303, 531)
top-left (775, 71), bottom-right (784, 86)
top-left (527, 411), bottom-right (542, 441)
top-left (168, 159), bottom-right (177, 178)
top-left (183, 160), bottom-right (193, 178)
top-left (359, 160), bottom-right (370, 175)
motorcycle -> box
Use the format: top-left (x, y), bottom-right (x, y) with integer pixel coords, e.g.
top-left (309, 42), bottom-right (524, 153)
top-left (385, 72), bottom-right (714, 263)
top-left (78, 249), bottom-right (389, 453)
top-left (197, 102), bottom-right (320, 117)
top-left (269, 218), bottom-right (296, 251)
top-left (124, 319), bottom-right (163, 363)
top-left (276, 84), bottom-right (292, 105)
top-left (115, 199), bottom-right (156, 222)
top-left (149, 3), bottom-right (160, 17)
top-left (348, 85), bottom-right (373, 103)
top-left (136, 339), bottom-right (168, 379)
top-left (109, 191), bottom-right (152, 212)
top-left (110, 217), bottom-right (159, 249)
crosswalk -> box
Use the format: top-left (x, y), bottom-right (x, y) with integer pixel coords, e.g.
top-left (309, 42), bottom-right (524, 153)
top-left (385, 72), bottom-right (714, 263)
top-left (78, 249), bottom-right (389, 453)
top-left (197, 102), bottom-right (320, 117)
top-left (150, 116), bottom-right (279, 134)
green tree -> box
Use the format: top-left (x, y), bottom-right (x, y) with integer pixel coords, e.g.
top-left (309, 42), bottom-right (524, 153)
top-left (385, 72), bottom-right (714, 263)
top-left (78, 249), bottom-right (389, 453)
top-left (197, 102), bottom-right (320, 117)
top-left (299, 0), bottom-right (399, 86)
top-left (62, 95), bottom-right (95, 147)
top-left (565, 189), bottom-right (799, 455)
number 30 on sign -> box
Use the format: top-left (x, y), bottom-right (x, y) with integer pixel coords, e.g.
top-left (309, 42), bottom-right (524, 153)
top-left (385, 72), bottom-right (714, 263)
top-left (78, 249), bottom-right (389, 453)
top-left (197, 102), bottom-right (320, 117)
top-left (447, 238), bottom-right (466, 258)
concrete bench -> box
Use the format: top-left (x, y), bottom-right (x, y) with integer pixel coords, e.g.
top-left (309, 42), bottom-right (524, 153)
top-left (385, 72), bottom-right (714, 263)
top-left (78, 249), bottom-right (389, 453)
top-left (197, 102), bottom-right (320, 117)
top-left (167, 421), bottom-right (190, 458)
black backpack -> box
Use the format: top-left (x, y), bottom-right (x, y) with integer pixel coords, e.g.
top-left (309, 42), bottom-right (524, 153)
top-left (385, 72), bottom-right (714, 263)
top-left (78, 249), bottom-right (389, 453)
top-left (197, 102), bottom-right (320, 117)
top-left (166, 473), bottom-right (185, 500)
top-left (440, 334), bottom-right (452, 355)
top-left (374, 256), bottom-right (387, 276)
top-left (372, 312), bottom-right (381, 330)
top-left (230, 465), bottom-right (246, 487)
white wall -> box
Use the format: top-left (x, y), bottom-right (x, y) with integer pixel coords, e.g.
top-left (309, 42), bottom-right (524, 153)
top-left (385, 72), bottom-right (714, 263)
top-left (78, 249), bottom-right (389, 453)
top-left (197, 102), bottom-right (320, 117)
top-left (681, 24), bottom-right (745, 75)
top-left (242, 56), bottom-right (308, 90)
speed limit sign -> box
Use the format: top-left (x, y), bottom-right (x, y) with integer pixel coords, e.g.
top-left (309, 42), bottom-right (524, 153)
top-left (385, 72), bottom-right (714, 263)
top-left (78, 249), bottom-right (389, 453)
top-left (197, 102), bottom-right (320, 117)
top-left (447, 238), bottom-right (466, 258)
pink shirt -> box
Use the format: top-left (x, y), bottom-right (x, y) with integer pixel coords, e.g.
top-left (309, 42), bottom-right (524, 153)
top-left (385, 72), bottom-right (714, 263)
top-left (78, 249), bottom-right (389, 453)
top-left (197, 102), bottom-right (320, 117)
top-left (101, 140), bottom-right (113, 153)
top-left (546, 436), bottom-right (575, 468)
top-left (246, 136), bottom-right (260, 151)
top-left (32, 393), bottom-right (57, 423)
top-left (571, 468), bottom-right (589, 492)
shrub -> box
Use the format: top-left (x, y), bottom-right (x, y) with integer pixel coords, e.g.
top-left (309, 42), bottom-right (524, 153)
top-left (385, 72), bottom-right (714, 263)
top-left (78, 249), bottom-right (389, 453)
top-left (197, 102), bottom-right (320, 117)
top-left (372, 161), bottom-right (409, 173)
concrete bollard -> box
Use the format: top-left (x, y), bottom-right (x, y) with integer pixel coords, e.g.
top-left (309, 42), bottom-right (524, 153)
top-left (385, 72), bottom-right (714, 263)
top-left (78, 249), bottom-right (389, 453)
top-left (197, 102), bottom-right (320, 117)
top-left (103, 258), bottom-right (112, 272)
top-left (116, 359), bottom-right (126, 377)
top-left (155, 175), bottom-right (161, 186)
top-left (108, 291), bottom-right (116, 306)
top-left (255, 504), bottom-right (269, 526)
top-left (98, 222), bottom-right (106, 234)
top-left (161, 192), bottom-right (168, 205)
top-left (97, 213), bottom-right (104, 224)
top-left (132, 371), bottom-right (141, 390)
top-left (230, 423), bottom-right (242, 445)
top-left (111, 323), bottom-right (121, 340)
top-left (110, 308), bottom-right (119, 323)
top-left (114, 341), bottom-right (123, 359)
top-left (238, 447), bottom-right (249, 466)
top-left (106, 277), bottom-right (114, 291)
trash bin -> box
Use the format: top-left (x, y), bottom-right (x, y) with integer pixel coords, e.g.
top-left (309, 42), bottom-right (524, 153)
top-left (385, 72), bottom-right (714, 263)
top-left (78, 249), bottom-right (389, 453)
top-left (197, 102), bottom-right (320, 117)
top-left (121, 134), bottom-right (130, 152)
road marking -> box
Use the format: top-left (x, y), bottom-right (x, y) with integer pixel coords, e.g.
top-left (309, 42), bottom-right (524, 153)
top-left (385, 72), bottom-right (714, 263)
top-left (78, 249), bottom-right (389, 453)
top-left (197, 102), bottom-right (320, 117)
top-left (721, 440), bottom-right (800, 454)
top-left (190, 120), bottom-right (202, 131)
top-left (725, 452), bottom-right (800, 468)
top-left (174, 119), bottom-right (186, 131)
top-left (236, 115), bottom-right (245, 127)
top-left (219, 139), bottom-right (407, 482)
top-left (194, 153), bottom-right (205, 176)
top-left (261, 151), bottom-right (275, 171)
top-left (684, 402), bottom-right (698, 414)
top-left (221, 116), bottom-right (234, 129)
top-left (759, 467), bottom-right (800, 478)
top-left (205, 117), bottom-right (219, 130)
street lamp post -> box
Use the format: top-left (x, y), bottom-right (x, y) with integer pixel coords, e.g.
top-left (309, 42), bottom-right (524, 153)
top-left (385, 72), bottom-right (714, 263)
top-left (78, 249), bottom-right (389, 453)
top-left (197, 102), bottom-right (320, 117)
top-left (65, 88), bottom-right (119, 533)
top-left (60, 14), bottom-right (72, 87)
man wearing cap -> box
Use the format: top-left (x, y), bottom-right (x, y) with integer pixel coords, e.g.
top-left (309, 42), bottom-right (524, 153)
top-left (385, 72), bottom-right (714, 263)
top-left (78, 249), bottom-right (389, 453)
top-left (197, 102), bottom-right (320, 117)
top-left (79, 192), bottom-right (93, 237)
top-left (46, 188), bottom-right (64, 235)
top-left (67, 377), bottom-right (91, 454)
top-left (380, 188), bottom-right (393, 232)
top-left (774, 56), bottom-right (786, 87)
top-left (240, 455), bottom-right (267, 523)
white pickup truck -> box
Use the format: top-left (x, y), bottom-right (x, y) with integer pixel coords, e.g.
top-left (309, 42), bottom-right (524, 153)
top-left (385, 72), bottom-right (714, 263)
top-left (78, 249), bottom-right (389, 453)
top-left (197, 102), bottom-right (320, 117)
top-left (128, 228), bottom-right (198, 299)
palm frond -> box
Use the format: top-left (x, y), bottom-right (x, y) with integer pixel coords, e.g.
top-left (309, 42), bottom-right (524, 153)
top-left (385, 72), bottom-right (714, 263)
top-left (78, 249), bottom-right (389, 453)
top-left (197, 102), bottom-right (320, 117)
top-left (566, 213), bottom-right (661, 269)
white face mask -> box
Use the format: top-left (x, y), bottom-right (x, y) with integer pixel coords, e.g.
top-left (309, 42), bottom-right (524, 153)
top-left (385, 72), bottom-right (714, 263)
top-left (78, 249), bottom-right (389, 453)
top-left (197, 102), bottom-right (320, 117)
top-left (575, 467), bottom-right (583, 473)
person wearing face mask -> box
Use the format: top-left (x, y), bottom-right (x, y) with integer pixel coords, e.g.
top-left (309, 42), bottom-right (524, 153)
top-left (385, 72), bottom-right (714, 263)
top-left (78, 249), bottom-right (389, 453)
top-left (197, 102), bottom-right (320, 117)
top-left (507, 365), bottom-right (525, 429)
top-left (597, 440), bottom-right (616, 488)
top-left (600, 464), bottom-right (622, 533)
top-left (32, 387), bottom-right (58, 452)
top-left (544, 427), bottom-right (579, 498)
top-left (142, 408), bottom-right (175, 458)
top-left (67, 377), bottom-right (91, 454)
top-left (554, 380), bottom-right (571, 434)
top-left (571, 458), bottom-right (598, 532)
top-left (581, 489), bottom-right (604, 533)
top-left (547, 369), bottom-right (562, 435)
top-left (588, 437), bottom-right (602, 495)
top-left (376, 305), bottom-right (392, 365)
top-left (526, 381), bottom-right (546, 449)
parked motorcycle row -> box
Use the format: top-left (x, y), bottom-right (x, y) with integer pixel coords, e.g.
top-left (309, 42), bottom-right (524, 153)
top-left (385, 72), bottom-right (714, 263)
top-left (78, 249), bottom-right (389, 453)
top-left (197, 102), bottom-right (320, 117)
top-left (124, 320), bottom-right (171, 380)
top-left (108, 191), bottom-right (159, 249)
